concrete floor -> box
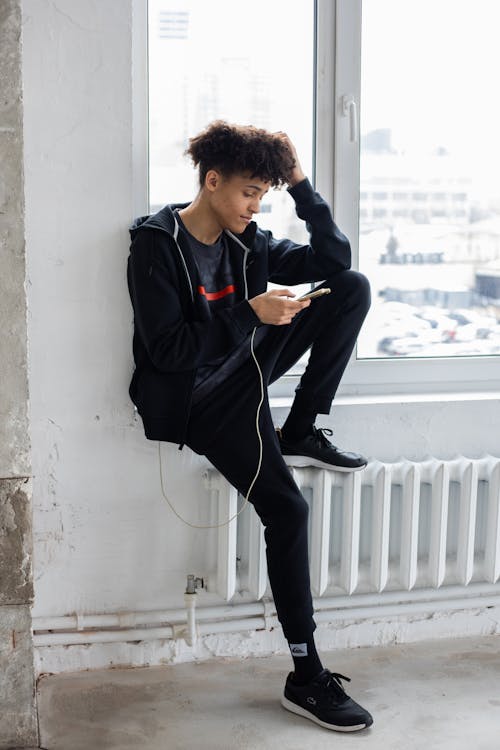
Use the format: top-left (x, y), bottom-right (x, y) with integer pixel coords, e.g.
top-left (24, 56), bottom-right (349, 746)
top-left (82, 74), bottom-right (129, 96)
top-left (36, 634), bottom-right (499, 750)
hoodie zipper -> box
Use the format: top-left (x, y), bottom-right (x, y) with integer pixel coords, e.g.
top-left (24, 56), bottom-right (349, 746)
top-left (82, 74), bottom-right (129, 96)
top-left (172, 212), bottom-right (195, 450)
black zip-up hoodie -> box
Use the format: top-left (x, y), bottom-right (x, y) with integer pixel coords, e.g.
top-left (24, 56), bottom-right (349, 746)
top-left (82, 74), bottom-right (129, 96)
top-left (126, 177), bottom-right (351, 449)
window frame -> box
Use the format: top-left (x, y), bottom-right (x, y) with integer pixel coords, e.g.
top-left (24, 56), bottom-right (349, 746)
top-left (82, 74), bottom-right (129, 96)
top-left (135, 0), bottom-right (500, 402)
top-left (272, 0), bottom-right (500, 400)
top-left (132, 0), bottom-right (149, 218)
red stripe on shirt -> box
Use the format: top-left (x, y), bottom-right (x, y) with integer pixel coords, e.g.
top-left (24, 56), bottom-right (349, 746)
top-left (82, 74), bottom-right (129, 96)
top-left (198, 284), bottom-right (235, 301)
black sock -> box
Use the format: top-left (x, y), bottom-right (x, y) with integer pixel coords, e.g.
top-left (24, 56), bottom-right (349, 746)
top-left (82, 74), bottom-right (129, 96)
top-left (281, 405), bottom-right (316, 441)
top-left (288, 635), bottom-right (324, 685)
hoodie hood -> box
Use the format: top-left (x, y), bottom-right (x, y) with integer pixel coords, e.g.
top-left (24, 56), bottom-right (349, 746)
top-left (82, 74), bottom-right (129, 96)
top-left (129, 202), bottom-right (258, 246)
top-left (129, 201), bottom-right (260, 309)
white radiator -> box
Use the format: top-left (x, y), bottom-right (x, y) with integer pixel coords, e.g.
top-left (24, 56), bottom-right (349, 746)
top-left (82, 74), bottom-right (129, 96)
top-left (203, 456), bottom-right (500, 605)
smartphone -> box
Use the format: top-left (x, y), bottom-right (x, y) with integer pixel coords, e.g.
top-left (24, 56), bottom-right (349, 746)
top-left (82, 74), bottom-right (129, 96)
top-left (296, 287), bottom-right (331, 301)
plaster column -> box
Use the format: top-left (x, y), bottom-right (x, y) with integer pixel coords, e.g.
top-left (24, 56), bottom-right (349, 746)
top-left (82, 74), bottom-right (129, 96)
top-left (0, 0), bottom-right (38, 746)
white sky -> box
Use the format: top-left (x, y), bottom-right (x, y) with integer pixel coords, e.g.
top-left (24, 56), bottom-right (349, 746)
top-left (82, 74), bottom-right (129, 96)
top-left (361, 0), bottom-right (500, 162)
top-left (149, 0), bottom-right (314, 169)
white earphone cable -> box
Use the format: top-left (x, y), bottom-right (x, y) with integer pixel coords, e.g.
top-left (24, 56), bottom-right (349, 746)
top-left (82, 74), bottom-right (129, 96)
top-left (158, 326), bottom-right (263, 528)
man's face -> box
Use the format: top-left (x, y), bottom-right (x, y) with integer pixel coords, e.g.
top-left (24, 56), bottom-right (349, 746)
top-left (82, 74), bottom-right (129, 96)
top-left (207, 170), bottom-right (271, 233)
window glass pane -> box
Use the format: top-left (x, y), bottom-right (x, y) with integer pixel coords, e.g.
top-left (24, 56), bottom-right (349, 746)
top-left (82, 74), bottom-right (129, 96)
top-left (148, 0), bottom-right (314, 272)
top-left (357, 0), bottom-right (500, 359)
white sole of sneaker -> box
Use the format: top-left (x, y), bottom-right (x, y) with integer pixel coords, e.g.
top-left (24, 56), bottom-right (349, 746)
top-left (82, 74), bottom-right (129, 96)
top-left (283, 456), bottom-right (367, 472)
top-left (281, 695), bottom-right (371, 732)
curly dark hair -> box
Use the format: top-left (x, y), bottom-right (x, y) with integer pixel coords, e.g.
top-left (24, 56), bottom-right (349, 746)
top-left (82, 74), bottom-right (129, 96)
top-left (184, 120), bottom-right (296, 190)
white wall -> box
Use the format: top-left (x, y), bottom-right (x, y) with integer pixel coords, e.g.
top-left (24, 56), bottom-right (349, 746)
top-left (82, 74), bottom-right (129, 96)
top-left (23, 0), bottom-right (217, 622)
top-left (22, 0), bottom-right (500, 661)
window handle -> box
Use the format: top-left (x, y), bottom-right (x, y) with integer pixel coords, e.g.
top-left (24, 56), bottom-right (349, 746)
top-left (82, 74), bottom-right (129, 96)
top-left (341, 94), bottom-right (358, 143)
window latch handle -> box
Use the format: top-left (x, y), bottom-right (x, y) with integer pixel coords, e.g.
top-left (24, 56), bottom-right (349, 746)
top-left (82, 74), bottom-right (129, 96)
top-left (341, 94), bottom-right (358, 143)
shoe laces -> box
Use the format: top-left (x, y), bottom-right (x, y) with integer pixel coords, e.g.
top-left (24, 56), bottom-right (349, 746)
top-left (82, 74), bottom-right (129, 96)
top-left (312, 426), bottom-right (337, 449)
top-left (319, 670), bottom-right (351, 702)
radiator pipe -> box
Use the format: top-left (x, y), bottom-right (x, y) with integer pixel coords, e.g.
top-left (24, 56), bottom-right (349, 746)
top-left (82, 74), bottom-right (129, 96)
top-left (184, 592), bottom-right (197, 647)
top-left (32, 602), bottom-right (265, 633)
top-left (32, 581), bottom-right (500, 634)
top-left (33, 616), bottom-right (274, 647)
top-left (181, 574), bottom-right (204, 646)
top-left (32, 589), bottom-right (500, 648)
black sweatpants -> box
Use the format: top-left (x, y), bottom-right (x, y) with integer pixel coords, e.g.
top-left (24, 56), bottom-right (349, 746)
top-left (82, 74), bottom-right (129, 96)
top-left (185, 270), bottom-right (371, 642)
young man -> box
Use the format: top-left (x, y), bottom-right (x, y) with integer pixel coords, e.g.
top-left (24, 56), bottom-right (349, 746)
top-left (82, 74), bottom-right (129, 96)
top-left (127, 120), bottom-right (373, 732)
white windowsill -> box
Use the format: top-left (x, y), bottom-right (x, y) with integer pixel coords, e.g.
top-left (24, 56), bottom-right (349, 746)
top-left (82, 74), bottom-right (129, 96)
top-left (270, 390), bottom-right (500, 409)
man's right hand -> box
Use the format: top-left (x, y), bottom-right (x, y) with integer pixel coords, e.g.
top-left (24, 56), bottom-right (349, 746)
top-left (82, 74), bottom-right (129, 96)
top-left (248, 289), bottom-right (311, 325)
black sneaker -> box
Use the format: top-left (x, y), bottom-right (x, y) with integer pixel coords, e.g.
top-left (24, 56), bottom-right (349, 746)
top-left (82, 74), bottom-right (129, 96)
top-left (277, 426), bottom-right (368, 472)
top-left (281, 668), bottom-right (373, 732)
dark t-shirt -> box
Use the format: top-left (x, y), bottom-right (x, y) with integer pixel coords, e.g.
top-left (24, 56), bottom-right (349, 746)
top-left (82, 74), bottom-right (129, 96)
top-left (174, 211), bottom-right (267, 404)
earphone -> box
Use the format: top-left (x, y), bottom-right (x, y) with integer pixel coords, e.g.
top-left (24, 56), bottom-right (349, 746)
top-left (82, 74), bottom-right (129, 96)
top-left (158, 325), bottom-right (264, 528)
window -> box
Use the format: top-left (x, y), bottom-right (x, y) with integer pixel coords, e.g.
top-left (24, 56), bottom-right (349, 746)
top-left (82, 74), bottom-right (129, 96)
top-left (146, 0), bottom-right (318, 381)
top-left (147, 0), bottom-right (315, 286)
top-left (356, 0), bottom-right (500, 366)
top-left (138, 0), bottom-right (500, 399)
top-left (333, 0), bottom-right (500, 395)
